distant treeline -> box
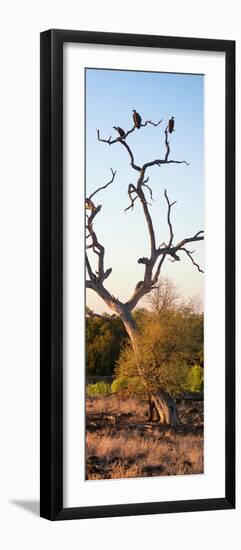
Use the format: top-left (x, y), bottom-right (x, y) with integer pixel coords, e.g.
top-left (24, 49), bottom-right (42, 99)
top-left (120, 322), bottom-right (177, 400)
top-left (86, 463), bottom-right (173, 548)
top-left (86, 314), bottom-right (127, 376)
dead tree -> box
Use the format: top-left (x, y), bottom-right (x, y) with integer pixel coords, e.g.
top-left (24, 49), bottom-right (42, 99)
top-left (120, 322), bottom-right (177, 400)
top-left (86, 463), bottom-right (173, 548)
top-left (86, 117), bottom-right (204, 426)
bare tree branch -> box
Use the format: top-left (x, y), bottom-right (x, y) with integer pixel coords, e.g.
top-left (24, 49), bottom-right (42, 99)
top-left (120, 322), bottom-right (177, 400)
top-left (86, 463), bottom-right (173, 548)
top-left (124, 184), bottom-right (138, 212)
top-left (137, 174), bottom-right (156, 255)
top-left (86, 253), bottom-right (95, 281)
top-left (86, 170), bottom-right (117, 286)
top-left (86, 280), bottom-right (96, 290)
top-left (142, 177), bottom-right (153, 201)
top-left (175, 231), bottom-right (204, 249)
top-left (120, 140), bottom-right (142, 171)
top-left (97, 121), bottom-right (189, 175)
top-left (152, 253), bottom-right (168, 285)
top-left (97, 119), bottom-right (162, 145)
top-left (164, 188), bottom-right (177, 246)
top-left (141, 119), bottom-right (163, 128)
top-left (142, 158), bottom-right (189, 170)
top-left (164, 126), bottom-right (170, 162)
top-left (179, 248), bottom-right (204, 273)
top-left (88, 168), bottom-right (116, 201)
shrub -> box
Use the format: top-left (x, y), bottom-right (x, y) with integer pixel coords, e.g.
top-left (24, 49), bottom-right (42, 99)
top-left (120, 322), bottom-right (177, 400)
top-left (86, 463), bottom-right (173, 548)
top-left (184, 364), bottom-right (204, 393)
top-left (111, 376), bottom-right (128, 394)
top-left (111, 375), bottom-right (146, 397)
top-left (86, 381), bottom-right (111, 397)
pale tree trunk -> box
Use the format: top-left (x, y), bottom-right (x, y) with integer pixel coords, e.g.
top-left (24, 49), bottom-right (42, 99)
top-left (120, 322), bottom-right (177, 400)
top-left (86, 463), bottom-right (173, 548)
top-left (119, 306), bottom-right (180, 427)
top-left (150, 390), bottom-right (180, 426)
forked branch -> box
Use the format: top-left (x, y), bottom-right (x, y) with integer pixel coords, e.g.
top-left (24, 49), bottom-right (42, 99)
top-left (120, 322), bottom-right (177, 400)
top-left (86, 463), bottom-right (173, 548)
top-left (97, 119), bottom-right (189, 175)
top-left (86, 169), bottom-right (116, 286)
top-left (88, 168), bottom-right (116, 201)
top-left (86, 116), bottom-right (204, 315)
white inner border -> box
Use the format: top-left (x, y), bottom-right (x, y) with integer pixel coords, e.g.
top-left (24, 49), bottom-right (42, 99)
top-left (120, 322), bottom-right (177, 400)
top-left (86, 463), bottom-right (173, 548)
top-left (63, 43), bottom-right (225, 508)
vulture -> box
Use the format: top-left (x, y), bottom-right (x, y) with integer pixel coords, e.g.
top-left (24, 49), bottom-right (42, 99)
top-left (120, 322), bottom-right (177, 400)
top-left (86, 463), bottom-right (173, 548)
top-left (132, 109), bottom-right (142, 129)
top-left (168, 116), bottom-right (175, 133)
top-left (113, 126), bottom-right (126, 139)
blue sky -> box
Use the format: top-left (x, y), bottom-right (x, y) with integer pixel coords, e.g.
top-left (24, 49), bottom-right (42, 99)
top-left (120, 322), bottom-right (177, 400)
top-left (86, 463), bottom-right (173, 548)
top-left (85, 68), bottom-right (204, 313)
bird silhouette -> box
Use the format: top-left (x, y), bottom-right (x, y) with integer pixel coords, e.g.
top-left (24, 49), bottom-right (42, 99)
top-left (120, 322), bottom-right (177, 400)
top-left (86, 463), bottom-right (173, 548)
top-left (132, 110), bottom-right (142, 129)
top-left (113, 126), bottom-right (126, 139)
top-left (168, 116), bottom-right (175, 133)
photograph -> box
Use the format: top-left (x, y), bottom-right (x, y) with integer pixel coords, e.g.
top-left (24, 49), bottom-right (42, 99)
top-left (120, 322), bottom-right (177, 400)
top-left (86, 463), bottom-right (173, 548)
top-left (39, 28), bottom-right (234, 521)
top-left (85, 67), bottom-right (205, 481)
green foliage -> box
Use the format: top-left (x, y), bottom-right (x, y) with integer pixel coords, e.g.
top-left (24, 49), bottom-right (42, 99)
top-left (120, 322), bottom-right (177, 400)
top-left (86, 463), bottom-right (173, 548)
top-left (184, 364), bottom-right (204, 393)
top-left (111, 375), bottom-right (146, 396)
top-left (86, 381), bottom-right (112, 397)
top-left (111, 376), bottom-right (128, 393)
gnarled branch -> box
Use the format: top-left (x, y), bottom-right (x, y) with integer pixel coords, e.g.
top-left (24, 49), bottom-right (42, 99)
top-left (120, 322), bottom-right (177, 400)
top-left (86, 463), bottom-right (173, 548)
top-left (87, 116), bottom-right (203, 315)
top-left (164, 188), bottom-right (177, 246)
top-left (97, 118), bottom-right (162, 145)
top-left (175, 231), bottom-right (204, 249)
top-left (179, 248), bottom-right (204, 273)
top-left (97, 120), bottom-right (189, 177)
top-left (130, 189), bottom-right (204, 308)
top-left (86, 169), bottom-right (116, 286)
top-left (88, 168), bottom-right (116, 201)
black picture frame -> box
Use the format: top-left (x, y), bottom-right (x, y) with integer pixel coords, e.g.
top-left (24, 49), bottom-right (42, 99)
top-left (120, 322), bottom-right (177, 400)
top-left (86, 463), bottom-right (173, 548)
top-left (40, 29), bottom-right (235, 521)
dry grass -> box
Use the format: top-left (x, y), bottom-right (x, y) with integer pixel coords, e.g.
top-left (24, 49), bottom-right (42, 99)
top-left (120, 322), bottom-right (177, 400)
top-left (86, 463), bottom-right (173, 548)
top-left (86, 395), bottom-right (204, 480)
top-left (86, 395), bottom-right (148, 418)
top-left (86, 429), bottom-right (203, 478)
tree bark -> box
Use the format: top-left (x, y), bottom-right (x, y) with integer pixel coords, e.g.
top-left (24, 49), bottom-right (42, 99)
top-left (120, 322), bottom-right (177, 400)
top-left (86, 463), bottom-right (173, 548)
top-left (150, 390), bottom-right (180, 426)
top-left (119, 306), bottom-right (180, 427)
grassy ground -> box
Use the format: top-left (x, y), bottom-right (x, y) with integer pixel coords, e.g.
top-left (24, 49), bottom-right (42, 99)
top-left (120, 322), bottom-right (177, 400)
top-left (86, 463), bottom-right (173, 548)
top-left (86, 395), bottom-right (204, 480)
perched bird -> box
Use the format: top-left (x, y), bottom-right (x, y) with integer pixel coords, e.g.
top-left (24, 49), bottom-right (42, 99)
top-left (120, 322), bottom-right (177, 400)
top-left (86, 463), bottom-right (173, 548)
top-left (113, 126), bottom-right (126, 139)
top-left (132, 109), bottom-right (142, 129)
top-left (168, 116), bottom-right (175, 133)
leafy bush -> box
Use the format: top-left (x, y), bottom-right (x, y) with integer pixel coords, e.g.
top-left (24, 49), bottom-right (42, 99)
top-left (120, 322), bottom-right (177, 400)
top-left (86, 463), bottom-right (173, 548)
top-left (111, 375), bottom-right (146, 396)
top-left (86, 381), bottom-right (111, 397)
top-left (184, 364), bottom-right (204, 393)
top-left (111, 376), bottom-right (128, 394)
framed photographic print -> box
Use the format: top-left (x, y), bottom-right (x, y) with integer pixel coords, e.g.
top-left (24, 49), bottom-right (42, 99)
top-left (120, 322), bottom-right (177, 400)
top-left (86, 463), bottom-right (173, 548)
top-left (40, 29), bottom-right (235, 520)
